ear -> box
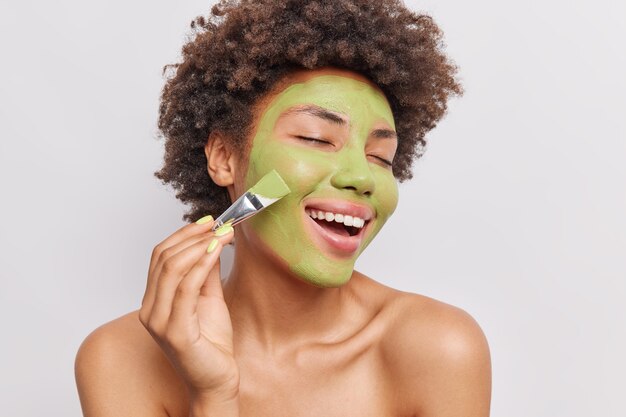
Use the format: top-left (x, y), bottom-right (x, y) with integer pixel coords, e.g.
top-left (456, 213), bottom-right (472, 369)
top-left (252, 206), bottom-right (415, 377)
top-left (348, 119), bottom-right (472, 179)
top-left (204, 131), bottom-right (238, 188)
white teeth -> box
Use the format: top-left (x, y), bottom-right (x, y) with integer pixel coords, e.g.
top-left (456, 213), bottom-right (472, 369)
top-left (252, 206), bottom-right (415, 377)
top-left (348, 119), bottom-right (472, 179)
top-left (306, 209), bottom-right (366, 229)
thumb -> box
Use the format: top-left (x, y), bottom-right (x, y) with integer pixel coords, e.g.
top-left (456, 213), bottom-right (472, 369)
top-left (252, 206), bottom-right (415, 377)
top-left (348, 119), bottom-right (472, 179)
top-left (200, 247), bottom-right (225, 299)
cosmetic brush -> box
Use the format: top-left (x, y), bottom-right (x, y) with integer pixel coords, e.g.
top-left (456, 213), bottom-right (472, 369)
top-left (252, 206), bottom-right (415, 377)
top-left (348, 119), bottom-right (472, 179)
top-left (211, 169), bottom-right (291, 231)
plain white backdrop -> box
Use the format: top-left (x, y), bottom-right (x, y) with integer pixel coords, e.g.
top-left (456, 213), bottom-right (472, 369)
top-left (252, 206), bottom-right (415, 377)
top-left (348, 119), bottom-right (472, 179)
top-left (1, 0), bottom-right (624, 416)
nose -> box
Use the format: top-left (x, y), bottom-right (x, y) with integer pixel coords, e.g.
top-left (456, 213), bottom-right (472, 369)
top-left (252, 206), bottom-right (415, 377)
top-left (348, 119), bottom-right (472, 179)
top-left (330, 151), bottom-right (376, 196)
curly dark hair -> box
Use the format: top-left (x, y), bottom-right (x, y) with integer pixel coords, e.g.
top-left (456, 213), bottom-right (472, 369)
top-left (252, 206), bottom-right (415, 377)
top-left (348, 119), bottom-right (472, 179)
top-left (155, 0), bottom-right (462, 222)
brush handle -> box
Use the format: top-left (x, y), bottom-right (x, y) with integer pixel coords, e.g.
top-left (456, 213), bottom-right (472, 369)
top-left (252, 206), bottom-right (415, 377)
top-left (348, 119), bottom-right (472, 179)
top-left (211, 192), bottom-right (264, 231)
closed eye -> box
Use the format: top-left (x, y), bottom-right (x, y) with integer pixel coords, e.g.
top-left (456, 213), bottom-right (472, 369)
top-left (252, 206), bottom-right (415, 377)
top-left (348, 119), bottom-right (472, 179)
top-left (370, 155), bottom-right (393, 167)
top-left (294, 135), bottom-right (392, 166)
top-left (294, 135), bottom-right (333, 146)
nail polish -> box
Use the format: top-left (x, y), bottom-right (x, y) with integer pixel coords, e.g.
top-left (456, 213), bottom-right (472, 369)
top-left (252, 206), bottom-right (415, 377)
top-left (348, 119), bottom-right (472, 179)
top-left (214, 224), bottom-right (234, 236)
top-left (196, 215), bottom-right (214, 225)
top-left (206, 238), bottom-right (218, 253)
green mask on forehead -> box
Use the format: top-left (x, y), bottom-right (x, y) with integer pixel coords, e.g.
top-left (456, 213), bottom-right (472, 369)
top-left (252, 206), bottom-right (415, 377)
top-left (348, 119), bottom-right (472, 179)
top-left (243, 75), bottom-right (399, 287)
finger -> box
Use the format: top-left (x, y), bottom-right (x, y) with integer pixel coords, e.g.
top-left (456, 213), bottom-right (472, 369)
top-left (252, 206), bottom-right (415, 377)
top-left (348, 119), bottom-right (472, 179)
top-left (167, 239), bottom-right (228, 340)
top-left (148, 217), bottom-right (216, 277)
top-left (141, 229), bottom-right (215, 314)
top-left (145, 235), bottom-right (217, 332)
top-left (200, 246), bottom-right (226, 299)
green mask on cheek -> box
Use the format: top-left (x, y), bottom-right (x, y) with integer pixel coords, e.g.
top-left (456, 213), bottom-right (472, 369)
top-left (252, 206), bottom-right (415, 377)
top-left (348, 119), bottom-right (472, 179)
top-left (244, 75), bottom-right (399, 287)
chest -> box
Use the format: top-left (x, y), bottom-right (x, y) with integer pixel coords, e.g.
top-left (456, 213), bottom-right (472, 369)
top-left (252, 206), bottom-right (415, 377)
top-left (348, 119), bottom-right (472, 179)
top-left (236, 347), bottom-right (394, 417)
top-left (163, 347), bottom-right (394, 417)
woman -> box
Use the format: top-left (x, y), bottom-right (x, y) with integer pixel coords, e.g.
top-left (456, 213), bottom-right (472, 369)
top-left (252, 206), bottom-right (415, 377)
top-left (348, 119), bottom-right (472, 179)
top-left (75, 1), bottom-right (491, 416)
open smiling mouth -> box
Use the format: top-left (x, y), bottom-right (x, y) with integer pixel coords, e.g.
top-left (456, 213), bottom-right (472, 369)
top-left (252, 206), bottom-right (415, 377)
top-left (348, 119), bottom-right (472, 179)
top-left (305, 208), bottom-right (366, 237)
top-left (301, 204), bottom-right (374, 257)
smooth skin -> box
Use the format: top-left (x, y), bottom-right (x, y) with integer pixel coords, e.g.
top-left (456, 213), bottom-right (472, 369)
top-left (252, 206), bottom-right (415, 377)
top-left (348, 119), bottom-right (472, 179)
top-left (75, 67), bottom-right (491, 417)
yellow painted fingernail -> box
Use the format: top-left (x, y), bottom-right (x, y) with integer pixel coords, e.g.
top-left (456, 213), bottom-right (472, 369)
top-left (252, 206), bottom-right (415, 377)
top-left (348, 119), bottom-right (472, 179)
top-left (214, 224), bottom-right (234, 236)
top-left (196, 215), bottom-right (214, 225)
top-left (207, 238), bottom-right (218, 253)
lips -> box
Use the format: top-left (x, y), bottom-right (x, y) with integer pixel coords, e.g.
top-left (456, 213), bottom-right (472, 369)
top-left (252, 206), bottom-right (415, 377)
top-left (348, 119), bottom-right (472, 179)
top-left (302, 199), bottom-right (374, 256)
top-left (304, 199), bottom-right (374, 221)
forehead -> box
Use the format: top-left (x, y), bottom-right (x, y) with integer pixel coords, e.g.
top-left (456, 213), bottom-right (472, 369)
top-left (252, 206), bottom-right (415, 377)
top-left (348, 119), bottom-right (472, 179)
top-left (253, 73), bottom-right (396, 129)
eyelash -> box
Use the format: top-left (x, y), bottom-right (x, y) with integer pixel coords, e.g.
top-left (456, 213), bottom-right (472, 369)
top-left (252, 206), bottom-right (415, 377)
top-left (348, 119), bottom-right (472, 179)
top-left (295, 136), bottom-right (393, 167)
top-left (295, 135), bottom-right (332, 145)
top-left (372, 156), bottom-right (393, 167)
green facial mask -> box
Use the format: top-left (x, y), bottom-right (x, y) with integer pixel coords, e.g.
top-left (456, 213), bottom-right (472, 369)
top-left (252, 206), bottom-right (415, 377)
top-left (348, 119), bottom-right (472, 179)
top-left (244, 75), bottom-right (399, 287)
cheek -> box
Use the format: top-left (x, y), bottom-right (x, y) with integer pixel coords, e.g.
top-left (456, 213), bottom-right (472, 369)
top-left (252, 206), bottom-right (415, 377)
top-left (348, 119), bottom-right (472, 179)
top-left (290, 158), bottom-right (333, 195)
top-left (250, 144), bottom-right (333, 194)
top-left (373, 168), bottom-right (399, 216)
top-left (382, 175), bottom-right (399, 216)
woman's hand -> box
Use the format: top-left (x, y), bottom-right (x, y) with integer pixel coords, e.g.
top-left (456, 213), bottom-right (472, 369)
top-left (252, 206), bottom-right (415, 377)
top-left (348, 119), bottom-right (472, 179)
top-left (138, 217), bottom-right (239, 405)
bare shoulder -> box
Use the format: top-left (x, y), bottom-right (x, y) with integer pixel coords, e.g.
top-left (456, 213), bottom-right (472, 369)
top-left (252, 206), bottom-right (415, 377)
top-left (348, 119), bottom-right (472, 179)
top-left (75, 310), bottom-right (186, 417)
top-left (377, 289), bottom-right (492, 417)
top-left (380, 292), bottom-right (491, 363)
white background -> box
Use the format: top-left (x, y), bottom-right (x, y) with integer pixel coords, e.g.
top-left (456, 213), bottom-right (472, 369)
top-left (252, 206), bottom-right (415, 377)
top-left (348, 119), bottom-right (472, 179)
top-left (1, 1), bottom-right (624, 416)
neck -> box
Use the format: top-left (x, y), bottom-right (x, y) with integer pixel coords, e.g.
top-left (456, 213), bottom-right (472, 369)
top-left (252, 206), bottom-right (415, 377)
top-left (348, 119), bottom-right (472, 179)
top-left (222, 232), bottom-right (354, 356)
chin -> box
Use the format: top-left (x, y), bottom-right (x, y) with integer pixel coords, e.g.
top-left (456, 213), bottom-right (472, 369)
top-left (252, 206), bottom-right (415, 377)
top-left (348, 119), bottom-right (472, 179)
top-left (289, 262), bottom-right (355, 288)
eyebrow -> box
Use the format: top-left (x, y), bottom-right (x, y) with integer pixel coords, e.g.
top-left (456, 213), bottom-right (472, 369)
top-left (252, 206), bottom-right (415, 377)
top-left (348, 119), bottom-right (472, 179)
top-left (282, 104), bottom-right (347, 125)
top-left (281, 104), bottom-right (398, 139)
top-left (370, 128), bottom-right (398, 140)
